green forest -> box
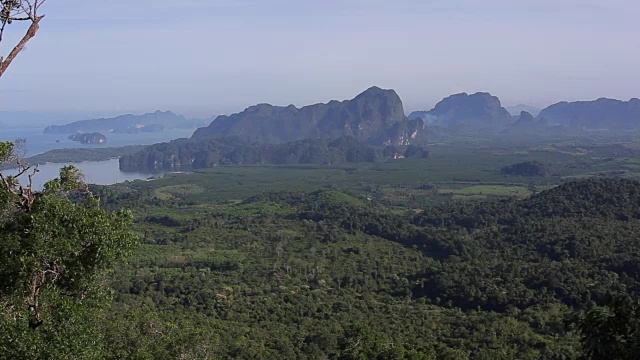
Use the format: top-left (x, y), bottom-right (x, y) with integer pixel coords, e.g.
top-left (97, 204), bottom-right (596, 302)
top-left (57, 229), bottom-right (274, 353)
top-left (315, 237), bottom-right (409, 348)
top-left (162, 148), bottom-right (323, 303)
top-left (3, 1), bottom-right (640, 359)
top-left (119, 136), bottom-right (429, 173)
top-left (4, 139), bottom-right (640, 359)
top-left (91, 176), bottom-right (640, 359)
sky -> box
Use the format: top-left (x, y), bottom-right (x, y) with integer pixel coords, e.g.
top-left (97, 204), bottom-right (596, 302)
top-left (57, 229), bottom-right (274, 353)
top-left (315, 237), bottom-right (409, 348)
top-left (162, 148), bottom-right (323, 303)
top-left (0, 0), bottom-right (639, 117)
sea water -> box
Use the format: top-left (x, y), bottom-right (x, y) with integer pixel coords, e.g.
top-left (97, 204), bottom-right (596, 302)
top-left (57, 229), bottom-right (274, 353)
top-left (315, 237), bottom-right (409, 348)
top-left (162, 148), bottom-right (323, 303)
top-left (0, 127), bottom-right (191, 188)
top-left (2, 159), bottom-right (162, 190)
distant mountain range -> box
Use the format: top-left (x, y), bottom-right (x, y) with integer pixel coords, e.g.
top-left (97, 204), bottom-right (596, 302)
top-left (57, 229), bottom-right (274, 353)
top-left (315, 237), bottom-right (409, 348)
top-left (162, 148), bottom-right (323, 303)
top-left (116, 89), bottom-right (640, 173)
top-left (538, 98), bottom-right (640, 130)
top-left (119, 87), bottom-right (429, 172)
top-left (43, 111), bottom-right (209, 134)
top-left (0, 111), bottom-right (123, 129)
top-left (409, 95), bottom-right (640, 132)
top-left (192, 87), bottom-right (425, 146)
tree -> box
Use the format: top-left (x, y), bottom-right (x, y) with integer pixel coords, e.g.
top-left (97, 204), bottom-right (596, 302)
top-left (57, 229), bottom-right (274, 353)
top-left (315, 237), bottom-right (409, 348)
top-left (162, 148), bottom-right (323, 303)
top-left (0, 142), bottom-right (138, 358)
top-left (575, 295), bottom-right (640, 360)
top-left (0, 0), bottom-right (47, 77)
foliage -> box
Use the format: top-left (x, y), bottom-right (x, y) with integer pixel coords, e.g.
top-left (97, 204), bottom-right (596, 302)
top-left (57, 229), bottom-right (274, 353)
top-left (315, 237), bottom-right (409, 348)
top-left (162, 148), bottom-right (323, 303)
top-left (574, 295), bottom-right (640, 360)
top-left (0, 142), bottom-right (138, 359)
top-left (502, 161), bottom-right (551, 177)
top-left (83, 170), bottom-right (640, 358)
top-left (8, 136), bottom-right (640, 357)
top-left (120, 136), bottom-right (429, 172)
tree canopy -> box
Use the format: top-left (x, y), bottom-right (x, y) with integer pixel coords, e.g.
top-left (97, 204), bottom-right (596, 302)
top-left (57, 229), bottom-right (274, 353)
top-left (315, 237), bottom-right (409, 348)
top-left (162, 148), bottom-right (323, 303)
top-left (0, 141), bottom-right (138, 359)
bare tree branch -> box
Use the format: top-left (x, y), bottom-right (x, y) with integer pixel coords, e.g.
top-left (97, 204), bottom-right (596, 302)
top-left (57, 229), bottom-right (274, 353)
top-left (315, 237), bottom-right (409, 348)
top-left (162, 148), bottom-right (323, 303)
top-left (0, 0), bottom-right (48, 78)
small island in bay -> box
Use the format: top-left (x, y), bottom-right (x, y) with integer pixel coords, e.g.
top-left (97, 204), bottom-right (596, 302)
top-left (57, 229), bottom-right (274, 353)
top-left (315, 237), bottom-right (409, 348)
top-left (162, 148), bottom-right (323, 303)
top-left (69, 132), bottom-right (108, 144)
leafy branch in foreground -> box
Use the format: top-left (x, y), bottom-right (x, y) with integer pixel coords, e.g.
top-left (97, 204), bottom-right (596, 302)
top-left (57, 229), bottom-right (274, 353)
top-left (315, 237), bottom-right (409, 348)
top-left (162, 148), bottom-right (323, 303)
top-left (574, 294), bottom-right (640, 360)
top-left (0, 140), bottom-right (138, 358)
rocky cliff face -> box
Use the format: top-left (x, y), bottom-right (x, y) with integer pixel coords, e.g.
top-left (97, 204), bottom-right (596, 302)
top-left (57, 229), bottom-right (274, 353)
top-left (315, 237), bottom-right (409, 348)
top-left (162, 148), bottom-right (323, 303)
top-left (192, 87), bottom-right (423, 146)
top-left (537, 98), bottom-right (640, 130)
top-left (382, 118), bottom-right (425, 146)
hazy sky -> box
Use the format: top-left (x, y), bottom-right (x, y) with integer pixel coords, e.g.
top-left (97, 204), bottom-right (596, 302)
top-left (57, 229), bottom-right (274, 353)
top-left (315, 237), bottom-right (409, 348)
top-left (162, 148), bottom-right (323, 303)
top-left (1, 0), bottom-right (638, 117)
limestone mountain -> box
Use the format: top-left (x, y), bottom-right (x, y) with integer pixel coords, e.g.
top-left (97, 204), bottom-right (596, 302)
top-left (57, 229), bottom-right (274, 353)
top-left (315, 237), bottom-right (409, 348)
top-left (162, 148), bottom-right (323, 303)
top-left (515, 111), bottom-right (536, 124)
top-left (192, 87), bottom-right (424, 146)
top-left (506, 104), bottom-right (541, 117)
top-left (44, 111), bottom-right (207, 134)
top-left (537, 98), bottom-right (640, 130)
top-left (409, 92), bottom-right (513, 129)
top-left (504, 111), bottom-right (546, 134)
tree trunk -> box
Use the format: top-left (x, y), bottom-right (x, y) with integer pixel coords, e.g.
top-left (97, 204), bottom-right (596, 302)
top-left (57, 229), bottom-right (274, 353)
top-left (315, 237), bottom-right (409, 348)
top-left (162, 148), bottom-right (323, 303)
top-left (0, 15), bottom-right (44, 78)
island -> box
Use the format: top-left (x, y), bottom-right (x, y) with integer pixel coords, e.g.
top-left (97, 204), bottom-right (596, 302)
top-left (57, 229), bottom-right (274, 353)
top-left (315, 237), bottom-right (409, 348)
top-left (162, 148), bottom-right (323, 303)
top-left (43, 110), bottom-right (208, 134)
top-left (68, 132), bottom-right (108, 144)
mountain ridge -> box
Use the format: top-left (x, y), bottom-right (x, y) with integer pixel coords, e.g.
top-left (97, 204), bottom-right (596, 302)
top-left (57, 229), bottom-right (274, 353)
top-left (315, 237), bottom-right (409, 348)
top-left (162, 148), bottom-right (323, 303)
top-left (191, 86), bottom-right (425, 146)
top-left (537, 97), bottom-right (640, 130)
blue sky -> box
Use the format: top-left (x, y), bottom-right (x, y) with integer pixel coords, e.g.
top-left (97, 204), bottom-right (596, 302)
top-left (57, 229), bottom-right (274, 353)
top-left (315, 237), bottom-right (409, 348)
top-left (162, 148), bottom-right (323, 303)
top-left (0, 0), bottom-right (638, 117)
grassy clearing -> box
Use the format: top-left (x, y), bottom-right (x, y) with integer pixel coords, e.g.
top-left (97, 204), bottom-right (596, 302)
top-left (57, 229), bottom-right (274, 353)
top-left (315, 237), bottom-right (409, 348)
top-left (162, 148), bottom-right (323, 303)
top-left (441, 185), bottom-right (532, 198)
top-left (154, 184), bottom-right (204, 200)
top-left (118, 142), bottom-right (640, 206)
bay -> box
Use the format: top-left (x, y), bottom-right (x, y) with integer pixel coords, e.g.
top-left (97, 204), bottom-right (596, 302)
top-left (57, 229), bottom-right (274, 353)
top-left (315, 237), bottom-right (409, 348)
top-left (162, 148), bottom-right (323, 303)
top-left (2, 159), bottom-right (162, 190)
top-left (0, 127), bottom-right (196, 157)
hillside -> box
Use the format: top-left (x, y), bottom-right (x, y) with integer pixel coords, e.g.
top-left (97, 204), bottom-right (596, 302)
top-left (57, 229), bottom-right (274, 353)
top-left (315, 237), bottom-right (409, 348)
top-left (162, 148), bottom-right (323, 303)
top-left (119, 136), bottom-right (429, 172)
top-left (538, 97), bottom-right (640, 130)
top-left (43, 111), bottom-right (208, 134)
top-left (85, 175), bottom-right (640, 358)
top-left (501, 160), bottom-right (551, 177)
top-left (192, 86), bottom-right (425, 146)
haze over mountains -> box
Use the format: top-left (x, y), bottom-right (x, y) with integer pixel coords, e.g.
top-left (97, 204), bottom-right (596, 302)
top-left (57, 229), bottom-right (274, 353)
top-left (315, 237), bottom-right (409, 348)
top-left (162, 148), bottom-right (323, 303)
top-left (0, 111), bottom-right (122, 128)
top-left (113, 86), bottom-right (640, 173)
top-left (28, 87), bottom-right (640, 169)
top-left (506, 105), bottom-right (541, 117)
top-left (43, 111), bottom-right (209, 134)
top-left (408, 92), bottom-right (512, 129)
top-left (192, 86), bottom-right (424, 146)
top-left (408, 93), bottom-right (640, 132)
top-left (27, 86), bottom-right (640, 141)
top-left (538, 98), bottom-right (640, 130)
top-left (119, 87), bottom-right (429, 172)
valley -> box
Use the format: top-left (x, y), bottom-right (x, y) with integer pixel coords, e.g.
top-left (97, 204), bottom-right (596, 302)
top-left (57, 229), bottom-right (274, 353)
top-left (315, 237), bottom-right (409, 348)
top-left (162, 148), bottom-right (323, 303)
top-left (2, 1), bottom-right (639, 358)
top-left (76, 138), bottom-right (640, 358)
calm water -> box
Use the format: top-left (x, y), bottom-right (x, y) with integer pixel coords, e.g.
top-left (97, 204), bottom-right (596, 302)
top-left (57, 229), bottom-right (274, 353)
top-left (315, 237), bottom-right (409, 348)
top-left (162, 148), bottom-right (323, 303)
top-left (0, 127), bottom-right (196, 156)
top-left (0, 127), bottom-right (193, 188)
top-left (3, 159), bottom-right (162, 190)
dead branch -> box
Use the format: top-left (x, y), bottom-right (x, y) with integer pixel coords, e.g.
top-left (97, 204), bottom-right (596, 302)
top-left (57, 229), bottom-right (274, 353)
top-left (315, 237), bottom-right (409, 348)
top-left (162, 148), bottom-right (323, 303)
top-left (0, 14), bottom-right (43, 77)
top-left (0, 154), bottom-right (38, 211)
top-left (0, 0), bottom-right (48, 78)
